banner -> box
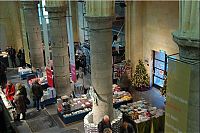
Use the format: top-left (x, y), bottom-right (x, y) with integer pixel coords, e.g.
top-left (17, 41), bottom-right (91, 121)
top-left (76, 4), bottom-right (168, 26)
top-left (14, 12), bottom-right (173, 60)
top-left (165, 59), bottom-right (191, 133)
top-left (66, 0), bottom-right (77, 82)
top-left (46, 67), bottom-right (53, 87)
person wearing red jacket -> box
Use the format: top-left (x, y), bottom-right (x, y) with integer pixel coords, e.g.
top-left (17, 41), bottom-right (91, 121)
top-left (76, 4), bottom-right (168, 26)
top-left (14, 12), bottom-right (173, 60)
top-left (5, 81), bottom-right (16, 108)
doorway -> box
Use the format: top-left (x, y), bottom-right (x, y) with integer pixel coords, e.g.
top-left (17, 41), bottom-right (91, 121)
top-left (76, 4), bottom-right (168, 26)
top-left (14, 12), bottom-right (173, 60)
top-left (153, 51), bottom-right (168, 88)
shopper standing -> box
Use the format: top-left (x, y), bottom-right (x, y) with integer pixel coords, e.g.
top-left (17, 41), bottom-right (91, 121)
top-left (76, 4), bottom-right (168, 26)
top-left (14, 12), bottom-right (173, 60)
top-left (5, 81), bottom-right (15, 108)
top-left (8, 47), bottom-right (17, 67)
top-left (16, 83), bottom-right (30, 105)
top-left (31, 79), bottom-right (43, 111)
top-left (17, 49), bottom-right (25, 67)
top-left (14, 90), bottom-right (27, 120)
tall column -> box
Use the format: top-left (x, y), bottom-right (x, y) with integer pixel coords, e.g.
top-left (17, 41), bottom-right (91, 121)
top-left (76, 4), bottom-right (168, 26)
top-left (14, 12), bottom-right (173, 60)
top-left (21, 1), bottom-right (44, 68)
top-left (19, 7), bottom-right (31, 65)
top-left (45, 1), bottom-right (71, 96)
top-left (172, 1), bottom-right (199, 132)
top-left (86, 1), bottom-right (115, 124)
top-left (71, 1), bottom-right (79, 43)
top-left (125, 1), bottom-right (143, 72)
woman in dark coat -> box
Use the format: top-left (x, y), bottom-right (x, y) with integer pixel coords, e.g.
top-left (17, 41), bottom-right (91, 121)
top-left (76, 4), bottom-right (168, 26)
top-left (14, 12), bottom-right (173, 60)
top-left (14, 90), bottom-right (27, 120)
top-left (16, 83), bottom-right (27, 98)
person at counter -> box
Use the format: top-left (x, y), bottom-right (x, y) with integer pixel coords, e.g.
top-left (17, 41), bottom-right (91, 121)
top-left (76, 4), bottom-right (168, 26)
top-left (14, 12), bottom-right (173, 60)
top-left (5, 81), bottom-right (15, 108)
top-left (8, 46), bottom-right (17, 68)
top-left (98, 115), bottom-right (112, 133)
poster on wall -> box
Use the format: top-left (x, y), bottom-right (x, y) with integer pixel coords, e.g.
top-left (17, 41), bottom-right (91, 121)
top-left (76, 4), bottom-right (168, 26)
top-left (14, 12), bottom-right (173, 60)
top-left (46, 66), bottom-right (53, 87)
top-left (165, 59), bottom-right (190, 133)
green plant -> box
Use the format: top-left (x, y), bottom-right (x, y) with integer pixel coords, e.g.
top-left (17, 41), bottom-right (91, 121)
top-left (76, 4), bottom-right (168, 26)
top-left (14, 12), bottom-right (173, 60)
top-left (132, 60), bottom-right (149, 88)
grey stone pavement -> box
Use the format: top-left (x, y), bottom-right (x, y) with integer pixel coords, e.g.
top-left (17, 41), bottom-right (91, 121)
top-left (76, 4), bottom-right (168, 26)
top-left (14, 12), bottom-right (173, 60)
top-left (5, 68), bottom-right (165, 133)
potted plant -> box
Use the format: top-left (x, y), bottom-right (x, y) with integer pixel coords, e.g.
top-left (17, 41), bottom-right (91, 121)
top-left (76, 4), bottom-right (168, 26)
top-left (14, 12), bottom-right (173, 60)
top-left (132, 60), bottom-right (150, 91)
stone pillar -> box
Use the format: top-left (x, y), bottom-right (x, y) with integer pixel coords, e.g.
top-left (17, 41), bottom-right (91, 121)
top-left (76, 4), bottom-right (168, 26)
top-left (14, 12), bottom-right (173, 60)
top-left (125, 1), bottom-right (143, 72)
top-left (21, 1), bottom-right (44, 68)
top-left (71, 1), bottom-right (79, 43)
top-left (172, 1), bottom-right (199, 132)
top-left (85, 1), bottom-right (115, 124)
top-left (45, 2), bottom-right (71, 96)
top-left (0, 1), bottom-right (23, 51)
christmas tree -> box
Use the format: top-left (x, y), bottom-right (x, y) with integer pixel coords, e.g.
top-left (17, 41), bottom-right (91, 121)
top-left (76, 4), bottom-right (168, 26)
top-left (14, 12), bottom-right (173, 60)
top-left (132, 60), bottom-right (149, 89)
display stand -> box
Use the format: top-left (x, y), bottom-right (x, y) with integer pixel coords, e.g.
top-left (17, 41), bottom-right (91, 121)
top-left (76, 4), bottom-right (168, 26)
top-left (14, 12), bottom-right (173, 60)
top-left (41, 98), bottom-right (56, 107)
top-left (57, 108), bottom-right (91, 124)
top-left (0, 90), bottom-right (12, 109)
top-left (119, 100), bottom-right (165, 133)
top-left (18, 67), bottom-right (33, 79)
top-left (113, 99), bottom-right (132, 109)
top-left (41, 87), bottom-right (56, 107)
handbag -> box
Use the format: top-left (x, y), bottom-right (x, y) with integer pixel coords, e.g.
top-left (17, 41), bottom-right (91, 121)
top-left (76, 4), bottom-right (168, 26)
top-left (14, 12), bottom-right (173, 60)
top-left (25, 97), bottom-right (30, 105)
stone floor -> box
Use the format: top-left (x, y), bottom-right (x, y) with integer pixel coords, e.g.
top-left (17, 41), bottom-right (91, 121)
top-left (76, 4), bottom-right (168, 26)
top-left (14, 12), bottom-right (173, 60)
top-left (5, 68), bottom-right (165, 133)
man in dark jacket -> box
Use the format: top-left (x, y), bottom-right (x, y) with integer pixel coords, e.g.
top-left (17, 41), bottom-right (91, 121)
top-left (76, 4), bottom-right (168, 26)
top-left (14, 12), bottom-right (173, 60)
top-left (98, 115), bottom-right (112, 133)
top-left (8, 47), bottom-right (17, 67)
top-left (31, 79), bottom-right (43, 111)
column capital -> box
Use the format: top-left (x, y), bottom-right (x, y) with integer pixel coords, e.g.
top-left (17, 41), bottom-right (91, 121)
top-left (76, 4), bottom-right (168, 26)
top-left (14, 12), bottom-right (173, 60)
top-left (85, 16), bottom-right (114, 30)
top-left (45, 1), bottom-right (67, 13)
top-left (172, 32), bottom-right (200, 60)
top-left (20, 1), bottom-right (38, 10)
top-left (86, 1), bottom-right (115, 17)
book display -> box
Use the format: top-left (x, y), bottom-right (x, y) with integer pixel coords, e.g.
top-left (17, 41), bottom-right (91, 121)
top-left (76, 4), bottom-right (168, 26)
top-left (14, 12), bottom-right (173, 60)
top-left (57, 95), bottom-right (92, 124)
top-left (57, 85), bottom-right (132, 124)
top-left (18, 67), bottom-right (33, 79)
top-left (27, 76), bottom-right (48, 88)
top-left (119, 100), bottom-right (165, 133)
top-left (0, 90), bottom-right (12, 109)
top-left (112, 84), bottom-right (132, 108)
top-left (40, 87), bottom-right (57, 107)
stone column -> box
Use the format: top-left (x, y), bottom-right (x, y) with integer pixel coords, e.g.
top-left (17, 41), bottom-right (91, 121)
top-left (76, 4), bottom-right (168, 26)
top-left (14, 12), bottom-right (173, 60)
top-left (45, 2), bottom-right (71, 96)
top-left (172, 1), bottom-right (199, 132)
top-left (21, 1), bottom-right (44, 68)
top-left (86, 1), bottom-right (115, 124)
top-left (125, 1), bottom-right (143, 72)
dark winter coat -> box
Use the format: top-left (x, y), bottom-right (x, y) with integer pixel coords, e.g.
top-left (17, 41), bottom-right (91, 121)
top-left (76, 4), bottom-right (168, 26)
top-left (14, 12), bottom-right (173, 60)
top-left (98, 120), bottom-right (112, 133)
top-left (14, 94), bottom-right (26, 114)
top-left (31, 82), bottom-right (43, 98)
top-left (19, 86), bottom-right (27, 98)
